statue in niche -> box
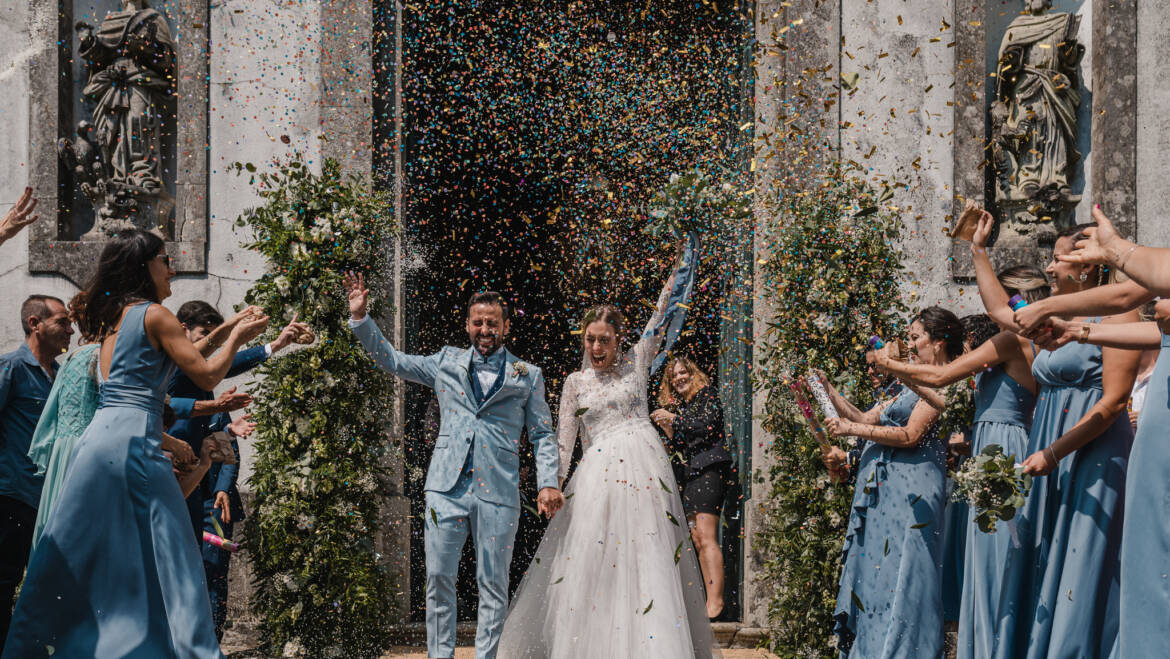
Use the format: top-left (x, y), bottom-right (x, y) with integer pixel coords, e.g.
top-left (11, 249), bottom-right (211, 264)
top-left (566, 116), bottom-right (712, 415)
top-left (57, 0), bottom-right (176, 239)
top-left (989, 0), bottom-right (1084, 248)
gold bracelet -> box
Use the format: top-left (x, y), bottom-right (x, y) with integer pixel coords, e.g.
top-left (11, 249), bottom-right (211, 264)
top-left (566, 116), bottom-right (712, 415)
top-left (1077, 324), bottom-right (1091, 344)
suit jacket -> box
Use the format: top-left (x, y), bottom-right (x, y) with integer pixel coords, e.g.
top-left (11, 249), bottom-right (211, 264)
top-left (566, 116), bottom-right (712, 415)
top-left (350, 315), bottom-right (558, 509)
top-left (670, 386), bottom-right (732, 475)
top-left (168, 345), bottom-right (267, 527)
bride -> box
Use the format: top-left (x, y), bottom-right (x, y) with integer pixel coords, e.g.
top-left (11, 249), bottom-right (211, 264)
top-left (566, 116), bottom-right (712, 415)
top-left (497, 242), bottom-right (720, 658)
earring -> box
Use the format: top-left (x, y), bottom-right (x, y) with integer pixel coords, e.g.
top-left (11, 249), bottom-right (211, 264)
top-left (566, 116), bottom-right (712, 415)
top-left (1079, 272), bottom-right (1088, 282)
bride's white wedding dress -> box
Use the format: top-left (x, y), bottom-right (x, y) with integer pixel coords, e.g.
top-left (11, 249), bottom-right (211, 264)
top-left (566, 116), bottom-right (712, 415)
top-left (497, 282), bottom-right (720, 658)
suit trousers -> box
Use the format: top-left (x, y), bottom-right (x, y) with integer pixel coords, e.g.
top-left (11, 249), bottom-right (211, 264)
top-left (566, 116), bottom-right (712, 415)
top-left (425, 469), bottom-right (519, 659)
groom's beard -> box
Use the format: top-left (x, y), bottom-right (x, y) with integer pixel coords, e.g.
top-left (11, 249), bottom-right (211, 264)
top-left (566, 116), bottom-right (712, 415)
top-left (472, 332), bottom-right (503, 356)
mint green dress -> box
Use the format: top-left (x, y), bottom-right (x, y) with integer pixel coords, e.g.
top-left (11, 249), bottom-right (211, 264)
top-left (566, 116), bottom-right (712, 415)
top-left (26, 344), bottom-right (100, 548)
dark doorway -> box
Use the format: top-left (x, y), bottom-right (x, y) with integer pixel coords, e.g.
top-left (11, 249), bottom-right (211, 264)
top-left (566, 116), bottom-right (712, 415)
top-left (376, 0), bottom-right (754, 624)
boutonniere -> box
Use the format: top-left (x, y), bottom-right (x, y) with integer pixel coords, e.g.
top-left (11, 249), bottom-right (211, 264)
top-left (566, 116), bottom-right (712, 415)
top-left (513, 362), bottom-right (529, 378)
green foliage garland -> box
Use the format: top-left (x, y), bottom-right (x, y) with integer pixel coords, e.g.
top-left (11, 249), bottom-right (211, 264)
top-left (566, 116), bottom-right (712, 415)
top-left (236, 156), bottom-right (398, 657)
top-left (754, 165), bottom-right (908, 657)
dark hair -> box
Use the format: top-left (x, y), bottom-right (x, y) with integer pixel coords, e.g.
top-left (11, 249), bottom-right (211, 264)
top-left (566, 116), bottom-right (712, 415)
top-left (75, 229), bottom-right (166, 339)
top-left (581, 304), bottom-right (626, 338)
top-left (1055, 224), bottom-right (1110, 286)
top-left (467, 291), bottom-right (509, 321)
top-left (997, 264), bottom-right (1051, 305)
top-left (960, 314), bottom-right (998, 351)
top-left (20, 295), bottom-right (64, 336)
top-left (912, 306), bottom-right (964, 360)
top-left (176, 300), bottom-right (224, 330)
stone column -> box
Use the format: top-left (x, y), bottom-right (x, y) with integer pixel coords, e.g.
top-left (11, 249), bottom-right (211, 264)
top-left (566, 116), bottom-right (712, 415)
top-left (320, 0), bottom-right (411, 617)
top-left (1137, 0), bottom-right (1170, 247)
top-left (747, 0), bottom-right (841, 631)
top-left (1092, 0), bottom-right (1137, 243)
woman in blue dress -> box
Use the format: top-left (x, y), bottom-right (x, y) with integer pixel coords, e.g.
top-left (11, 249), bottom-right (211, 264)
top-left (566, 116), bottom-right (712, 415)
top-left (872, 264), bottom-right (1047, 659)
top-left (970, 216), bottom-right (1138, 659)
top-left (817, 306), bottom-right (963, 658)
top-left (4, 230), bottom-right (268, 658)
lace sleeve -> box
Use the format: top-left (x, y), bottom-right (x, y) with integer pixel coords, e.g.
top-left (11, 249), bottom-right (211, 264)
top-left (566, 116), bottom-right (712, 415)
top-left (556, 372), bottom-right (581, 485)
top-left (631, 270), bottom-right (675, 372)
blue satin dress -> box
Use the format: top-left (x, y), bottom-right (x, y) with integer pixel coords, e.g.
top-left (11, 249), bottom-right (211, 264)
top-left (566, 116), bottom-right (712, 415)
top-left (4, 303), bottom-right (223, 658)
top-left (994, 335), bottom-right (1131, 659)
top-left (834, 389), bottom-right (946, 658)
top-left (955, 367), bottom-right (1035, 659)
top-left (1118, 332), bottom-right (1170, 658)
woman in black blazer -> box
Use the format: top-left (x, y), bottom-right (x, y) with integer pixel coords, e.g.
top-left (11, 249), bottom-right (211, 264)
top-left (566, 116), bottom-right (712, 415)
top-left (651, 356), bottom-right (733, 620)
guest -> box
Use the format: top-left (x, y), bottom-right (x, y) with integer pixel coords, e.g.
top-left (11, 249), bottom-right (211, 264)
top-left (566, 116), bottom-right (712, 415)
top-left (0, 295), bottom-right (72, 648)
top-left (873, 293), bottom-right (1041, 659)
top-left (650, 356), bottom-right (733, 620)
top-left (970, 215), bottom-right (1138, 659)
top-left (0, 188), bottom-right (39, 248)
top-left (818, 306), bottom-right (962, 658)
top-left (4, 229), bottom-right (267, 658)
top-left (26, 295), bottom-right (258, 548)
top-left (1032, 209), bottom-right (1170, 658)
top-left (168, 300), bottom-right (305, 640)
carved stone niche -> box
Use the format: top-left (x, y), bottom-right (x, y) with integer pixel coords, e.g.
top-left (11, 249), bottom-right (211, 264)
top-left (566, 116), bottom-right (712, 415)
top-left (27, 0), bottom-right (209, 286)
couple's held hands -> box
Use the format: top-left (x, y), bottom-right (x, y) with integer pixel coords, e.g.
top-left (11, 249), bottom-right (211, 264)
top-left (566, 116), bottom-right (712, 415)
top-left (345, 271), bottom-right (370, 320)
top-left (536, 487), bottom-right (564, 519)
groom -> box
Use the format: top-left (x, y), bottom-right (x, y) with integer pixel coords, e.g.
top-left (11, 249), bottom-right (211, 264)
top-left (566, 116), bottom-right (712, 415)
top-left (344, 273), bottom-right (563, 659)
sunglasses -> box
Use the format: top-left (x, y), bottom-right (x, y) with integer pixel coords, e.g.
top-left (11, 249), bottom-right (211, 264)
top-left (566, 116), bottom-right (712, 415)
top-left (153, 253), bottom-right (172, 268)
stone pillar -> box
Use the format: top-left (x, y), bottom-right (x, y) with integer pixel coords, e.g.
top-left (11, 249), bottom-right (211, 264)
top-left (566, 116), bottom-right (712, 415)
top-left (949, 0), bottom-right (986, 280)
top-left (1092, 0), bottom-right (1137, 243)
top-left (747, 0), bottom-right (841, 631)
top-left (1137, 0), bottom-right (1170, 247)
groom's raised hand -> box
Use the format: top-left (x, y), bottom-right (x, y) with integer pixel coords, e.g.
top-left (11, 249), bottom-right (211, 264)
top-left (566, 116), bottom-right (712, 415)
top-left (536, 487), bottom-right (564, 519)
top-left (344, 271), bottom-right (369, 320)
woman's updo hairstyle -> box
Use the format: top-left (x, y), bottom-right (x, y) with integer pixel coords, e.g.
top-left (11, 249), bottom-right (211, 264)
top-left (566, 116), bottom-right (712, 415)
top-left (1056, 224), bottom-right (1111, 286)
top-left (997, 264), bottom-right (1051, 305)
top-left (580, 304), bottom-right (626, 340)
top-left (912, 306), bottom-right (964, 360)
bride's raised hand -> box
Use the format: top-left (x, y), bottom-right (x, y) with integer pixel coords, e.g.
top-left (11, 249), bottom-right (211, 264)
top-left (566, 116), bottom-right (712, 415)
top-left (344, 271), bottom-right (369, 320)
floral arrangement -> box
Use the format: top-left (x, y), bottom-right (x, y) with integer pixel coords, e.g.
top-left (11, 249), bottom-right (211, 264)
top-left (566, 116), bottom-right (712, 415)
top-left (937, 377), bottom-right (977, 439)
top-left (645, 170), bottom-right (750, 240)
top-left (951, 444), bottom-right (1033, 533)
top-left (754, 161), bottom-right (907, 657)
top-left (234, 156), bottom-right (399, 656)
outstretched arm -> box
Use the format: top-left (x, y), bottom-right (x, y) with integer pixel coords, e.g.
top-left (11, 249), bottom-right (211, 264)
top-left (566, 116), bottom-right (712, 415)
top-left (825, 398), bottom-right (940, 448)
top-left (147, 305), bottom-right (268, 392)
top-left (970, 211), bottom-right (1020, 332)
top-left (812, 369), bottom-right (887, 425)
top-left (1013, 278), bottom-right (1152, 336)
top-left (874, 331), bottom-right (1019, 388)
top-left (345, 271), bottom-right (439, 387)
top-left (1037, 317), bottom-right (1162, 351)
top-left (1060, 205), bottom-right (1170, 297)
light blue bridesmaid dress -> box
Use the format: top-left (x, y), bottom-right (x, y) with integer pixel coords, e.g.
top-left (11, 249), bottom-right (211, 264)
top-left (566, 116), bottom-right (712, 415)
top-left (4, 303), bottom-right (223, 658)
top-left (1118, 331), bottom-right (1170, 658)
top-left (955, 366), bottom-right (1035, 659)
top-left (994, 331), bottom-right (1131, 659)
top-left (834, 389), bottom-right (946, 659)
top-left (941, 452), bottom-right (969, 623)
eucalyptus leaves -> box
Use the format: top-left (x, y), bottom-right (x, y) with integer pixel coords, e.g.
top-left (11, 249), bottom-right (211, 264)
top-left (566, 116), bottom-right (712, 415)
top-left (951, 444), bottom-right (1033, 534)
top-left (237, 156), bottom-right (398, 656)
top-left (937, 377), bottom-right (977, 440)
top-left (645, 171), bottom-right (750, 239)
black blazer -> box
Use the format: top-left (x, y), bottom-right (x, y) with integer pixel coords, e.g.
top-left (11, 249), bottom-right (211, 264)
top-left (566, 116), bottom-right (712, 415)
top-left (671, 386), bottom-right (732, 475)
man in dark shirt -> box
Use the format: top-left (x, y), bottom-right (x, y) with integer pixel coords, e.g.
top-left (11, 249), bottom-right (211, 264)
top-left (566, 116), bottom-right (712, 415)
top-left (0, 295), bottom-right (72, 645)
top-left (168, 300), bottom-right (305, 640)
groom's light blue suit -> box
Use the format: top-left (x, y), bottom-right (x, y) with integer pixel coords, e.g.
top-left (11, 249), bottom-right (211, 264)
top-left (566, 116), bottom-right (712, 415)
top-left (349, 315), bottom-right (559, 659)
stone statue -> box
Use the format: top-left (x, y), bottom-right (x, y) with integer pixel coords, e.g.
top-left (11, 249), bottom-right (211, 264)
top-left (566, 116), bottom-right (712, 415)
top-left (58, 0), bottom-right (176, 239)
top-left (989, 0), bottom-right (1084, 252)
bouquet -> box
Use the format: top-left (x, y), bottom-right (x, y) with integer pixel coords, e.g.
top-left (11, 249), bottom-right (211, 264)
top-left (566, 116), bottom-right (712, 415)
top-left (937, 377), bottom-right (976, 439)
top-left (646, 171), bottom-right (750, 239)
top-left (950, 444), bottom-right (1033, 533)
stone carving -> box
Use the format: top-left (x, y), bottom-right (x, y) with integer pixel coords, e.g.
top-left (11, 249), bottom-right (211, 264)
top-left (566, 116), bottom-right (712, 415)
top-left (989, 0), bottom-right (1084, 252)
top-left (57, 0), bottom-right (176, 239)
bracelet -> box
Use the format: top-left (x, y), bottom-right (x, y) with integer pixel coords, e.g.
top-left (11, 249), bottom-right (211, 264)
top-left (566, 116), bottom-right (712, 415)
top-left (1044, 446), bottom-right (1058, 468)
top-left (1117, 244), bottom-right (1138, 270)
top-left (1077, 324), bottom-right (1091, 344)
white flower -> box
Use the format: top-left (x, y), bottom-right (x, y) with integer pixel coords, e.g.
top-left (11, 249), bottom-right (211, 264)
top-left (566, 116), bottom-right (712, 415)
top-left (290, 241), bottom-right (310, 261)
top-left (669, 173), bottom-right (680, 185)
top-left (281, 212), bottom-right (298, 229)
top-left (513, 362), bottom-right (529, 377)
top-left (294, 417), bottom-right (310, 435)
top-left (274, 276), bottom-right (291, 295)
